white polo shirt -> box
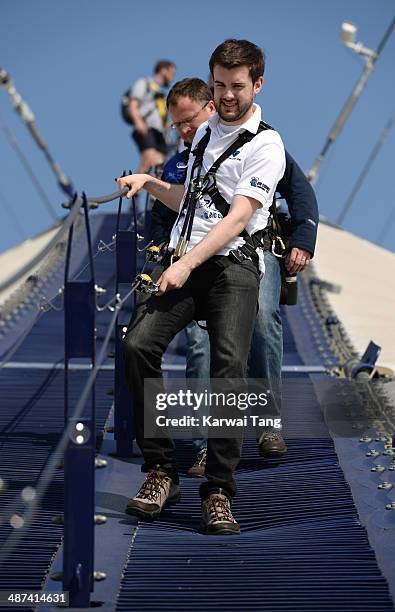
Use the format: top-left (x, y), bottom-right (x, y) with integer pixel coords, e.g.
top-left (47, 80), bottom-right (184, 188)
top-left (168, 104), bottom-right (285, 274)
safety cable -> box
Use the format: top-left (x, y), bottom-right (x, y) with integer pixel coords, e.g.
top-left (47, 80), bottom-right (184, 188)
top-left (0, 185), bottom-right (137, 562)
top-left (0, 188), bottom-right (27, 240)
top-left (0, 230), bottom-right (117, 368)
top-left (95, 290), bottom-right (119, 313)
top-left (137, 239), bottom-right (153, 252)
top-left (0, 287), bottom-right (65, 369)
top-left (307, 17), bottom-right (395, 185)
top-left (0, 120), bottom-right (58, 221)
top-left (377, 204), bottom-right (395, 245)
top-left (0, 200), bottom-right (134, 380)
top-left (0, 310), bottom-right (44, 369)
top-left (69, 236), bottom-right (117, 285)
top-left (98, 238), bottom-right (116, 252)
top-left (0, 188), bottom-right (128, 295)
top-left (0, 281), bottom-right (137, 568)
top-left (0, 196), bottom-right (83, 294)
top-left (39, 289), bottom-right (64, 312)
top-left (0, 68), bottom-right (74, 199)
top-left (0, 185), bottom-right (130, 373)
top-left (336, 112), bottom-right (395, 225)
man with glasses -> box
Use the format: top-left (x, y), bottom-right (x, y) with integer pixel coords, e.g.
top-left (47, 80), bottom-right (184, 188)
top-left (150, 80), bottom-right (216, 249)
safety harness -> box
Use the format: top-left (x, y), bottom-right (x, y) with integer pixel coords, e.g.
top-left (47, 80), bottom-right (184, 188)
top-left (173, 120), bottom-right (282, 266)
top-left (121, 79), bottom-right (167, 128)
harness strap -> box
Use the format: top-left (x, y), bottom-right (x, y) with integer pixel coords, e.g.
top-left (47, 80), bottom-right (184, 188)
top-left (200, 121), bottom-right (277, 263)
top-left (174, 128), bottom-right (211, 259)
top-left (174, 120), bottom-right (276, 262)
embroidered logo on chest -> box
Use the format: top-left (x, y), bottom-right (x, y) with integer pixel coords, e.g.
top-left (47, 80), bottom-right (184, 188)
top-left (230, 149), bottom-right (242, 161)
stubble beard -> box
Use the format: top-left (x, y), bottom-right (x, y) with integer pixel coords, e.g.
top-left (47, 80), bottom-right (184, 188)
top-left (216, 96), bottom-right (254, 123)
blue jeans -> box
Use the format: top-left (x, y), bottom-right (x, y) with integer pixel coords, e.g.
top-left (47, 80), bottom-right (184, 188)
top-left (123, 256), bottom-right (260, 499)
top-left (185, 322), bottom-right (210, 451)
top-left (186, 251), bottom-right (283, 429)
top-left (249, 251), bottom-right (282, 416)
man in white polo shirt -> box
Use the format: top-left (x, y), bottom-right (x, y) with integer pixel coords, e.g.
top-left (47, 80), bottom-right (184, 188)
top-left (117, 39), bottom-right (285, 535)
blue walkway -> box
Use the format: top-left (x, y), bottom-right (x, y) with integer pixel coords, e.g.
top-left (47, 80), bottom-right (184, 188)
top-left (0, 212), bottom-right (393, 611)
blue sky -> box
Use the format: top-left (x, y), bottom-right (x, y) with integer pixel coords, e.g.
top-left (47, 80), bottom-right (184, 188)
top-left (1, 0), bottom-right (394, 253)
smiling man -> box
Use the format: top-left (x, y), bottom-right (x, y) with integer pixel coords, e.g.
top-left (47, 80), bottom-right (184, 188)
top-left (149, 77), bottom-right (318, 478)
top-left (118, 39), bottom-right (286, 535)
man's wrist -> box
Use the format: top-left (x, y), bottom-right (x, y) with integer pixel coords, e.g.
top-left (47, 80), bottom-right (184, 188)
top-left (289, 244), bottom-right (313, 256)
top-left (146, 177), bottom-right (169, 194)
top-left (179, 251), bottom-right (200, 272)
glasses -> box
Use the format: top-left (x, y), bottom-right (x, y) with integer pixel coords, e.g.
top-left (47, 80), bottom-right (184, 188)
top-left (170, 101), bottom-right (210, 130)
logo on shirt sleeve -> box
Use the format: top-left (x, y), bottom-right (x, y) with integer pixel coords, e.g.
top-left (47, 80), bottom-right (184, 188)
top-left (250, 177), bottom-right (270, 193)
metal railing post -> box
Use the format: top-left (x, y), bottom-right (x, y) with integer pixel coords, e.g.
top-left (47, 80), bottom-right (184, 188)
top-left (63, 194), bottom-right (96, 607)
top-left (114, 190), bottom-right (137, 457)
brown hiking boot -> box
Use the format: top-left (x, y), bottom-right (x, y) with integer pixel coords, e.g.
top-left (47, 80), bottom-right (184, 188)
top-left (125, 469), bottom-right (180, 520)
top-left (258, 430), bottom-right (287, 456)
top-left (187, 448), bottom-right (207, 478)
top-left (201, 493), bottom-right (240, 535)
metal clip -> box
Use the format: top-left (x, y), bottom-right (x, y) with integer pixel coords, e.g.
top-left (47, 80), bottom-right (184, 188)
top-left (134, 273), bottom-right (159, 294)
top-left (271, 235), bottom-right (286, 258)
top-left (146, 245), bottom-right (162, 263)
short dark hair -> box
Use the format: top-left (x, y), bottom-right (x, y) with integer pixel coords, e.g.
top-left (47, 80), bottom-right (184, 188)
top-left (167, 78), bottom-right (212, 107)
top-left (209, 39), bottom-right (265, 83)
top-left (154, 60), bottom-right (175, 74)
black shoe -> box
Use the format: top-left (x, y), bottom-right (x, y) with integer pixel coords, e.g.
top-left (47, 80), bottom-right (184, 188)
top-left (201, 492), bottom-right (240, 535)
top-left (258, 430), bottom-right (287, 456)
top-left (187, 448), bottom-right (207, 478)
top-left (125, 469), bottom-right (180, 520)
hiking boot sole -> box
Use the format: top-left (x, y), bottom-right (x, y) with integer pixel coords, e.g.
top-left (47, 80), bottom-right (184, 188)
top-left (187, 468), bottom-right (205, 478)
top-left (259, 447), bottom-right (287, 457)
top-left (200, 521), bottom-right (240, 535)
top-left (125, 490), bottom-right (181, 521)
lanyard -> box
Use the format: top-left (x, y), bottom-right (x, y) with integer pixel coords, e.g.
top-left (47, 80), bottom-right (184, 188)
top-left (173, 130), bottom-right (210, 260)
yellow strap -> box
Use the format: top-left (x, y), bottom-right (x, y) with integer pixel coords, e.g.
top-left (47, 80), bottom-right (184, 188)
top-left (148, 80), bottom-right (167, 126)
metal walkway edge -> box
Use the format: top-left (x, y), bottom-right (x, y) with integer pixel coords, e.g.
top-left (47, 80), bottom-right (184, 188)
top-left (0, 213), bottom-right (394, 611)
top-left (0, 214), bottom-right (120, 608)
top-left (115, 413), bottom-right (394, 610)
top-left (114, 297), bottom-right (394, 610)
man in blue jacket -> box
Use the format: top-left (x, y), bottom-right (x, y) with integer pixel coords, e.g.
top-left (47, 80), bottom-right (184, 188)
top-left (149, 77), bottom-right (318, 475)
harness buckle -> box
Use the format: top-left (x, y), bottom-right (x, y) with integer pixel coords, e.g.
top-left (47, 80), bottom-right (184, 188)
top-left (190, 176), bottom-right (203, 195)
top-left (229, 248), bottom-right (249, 264)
